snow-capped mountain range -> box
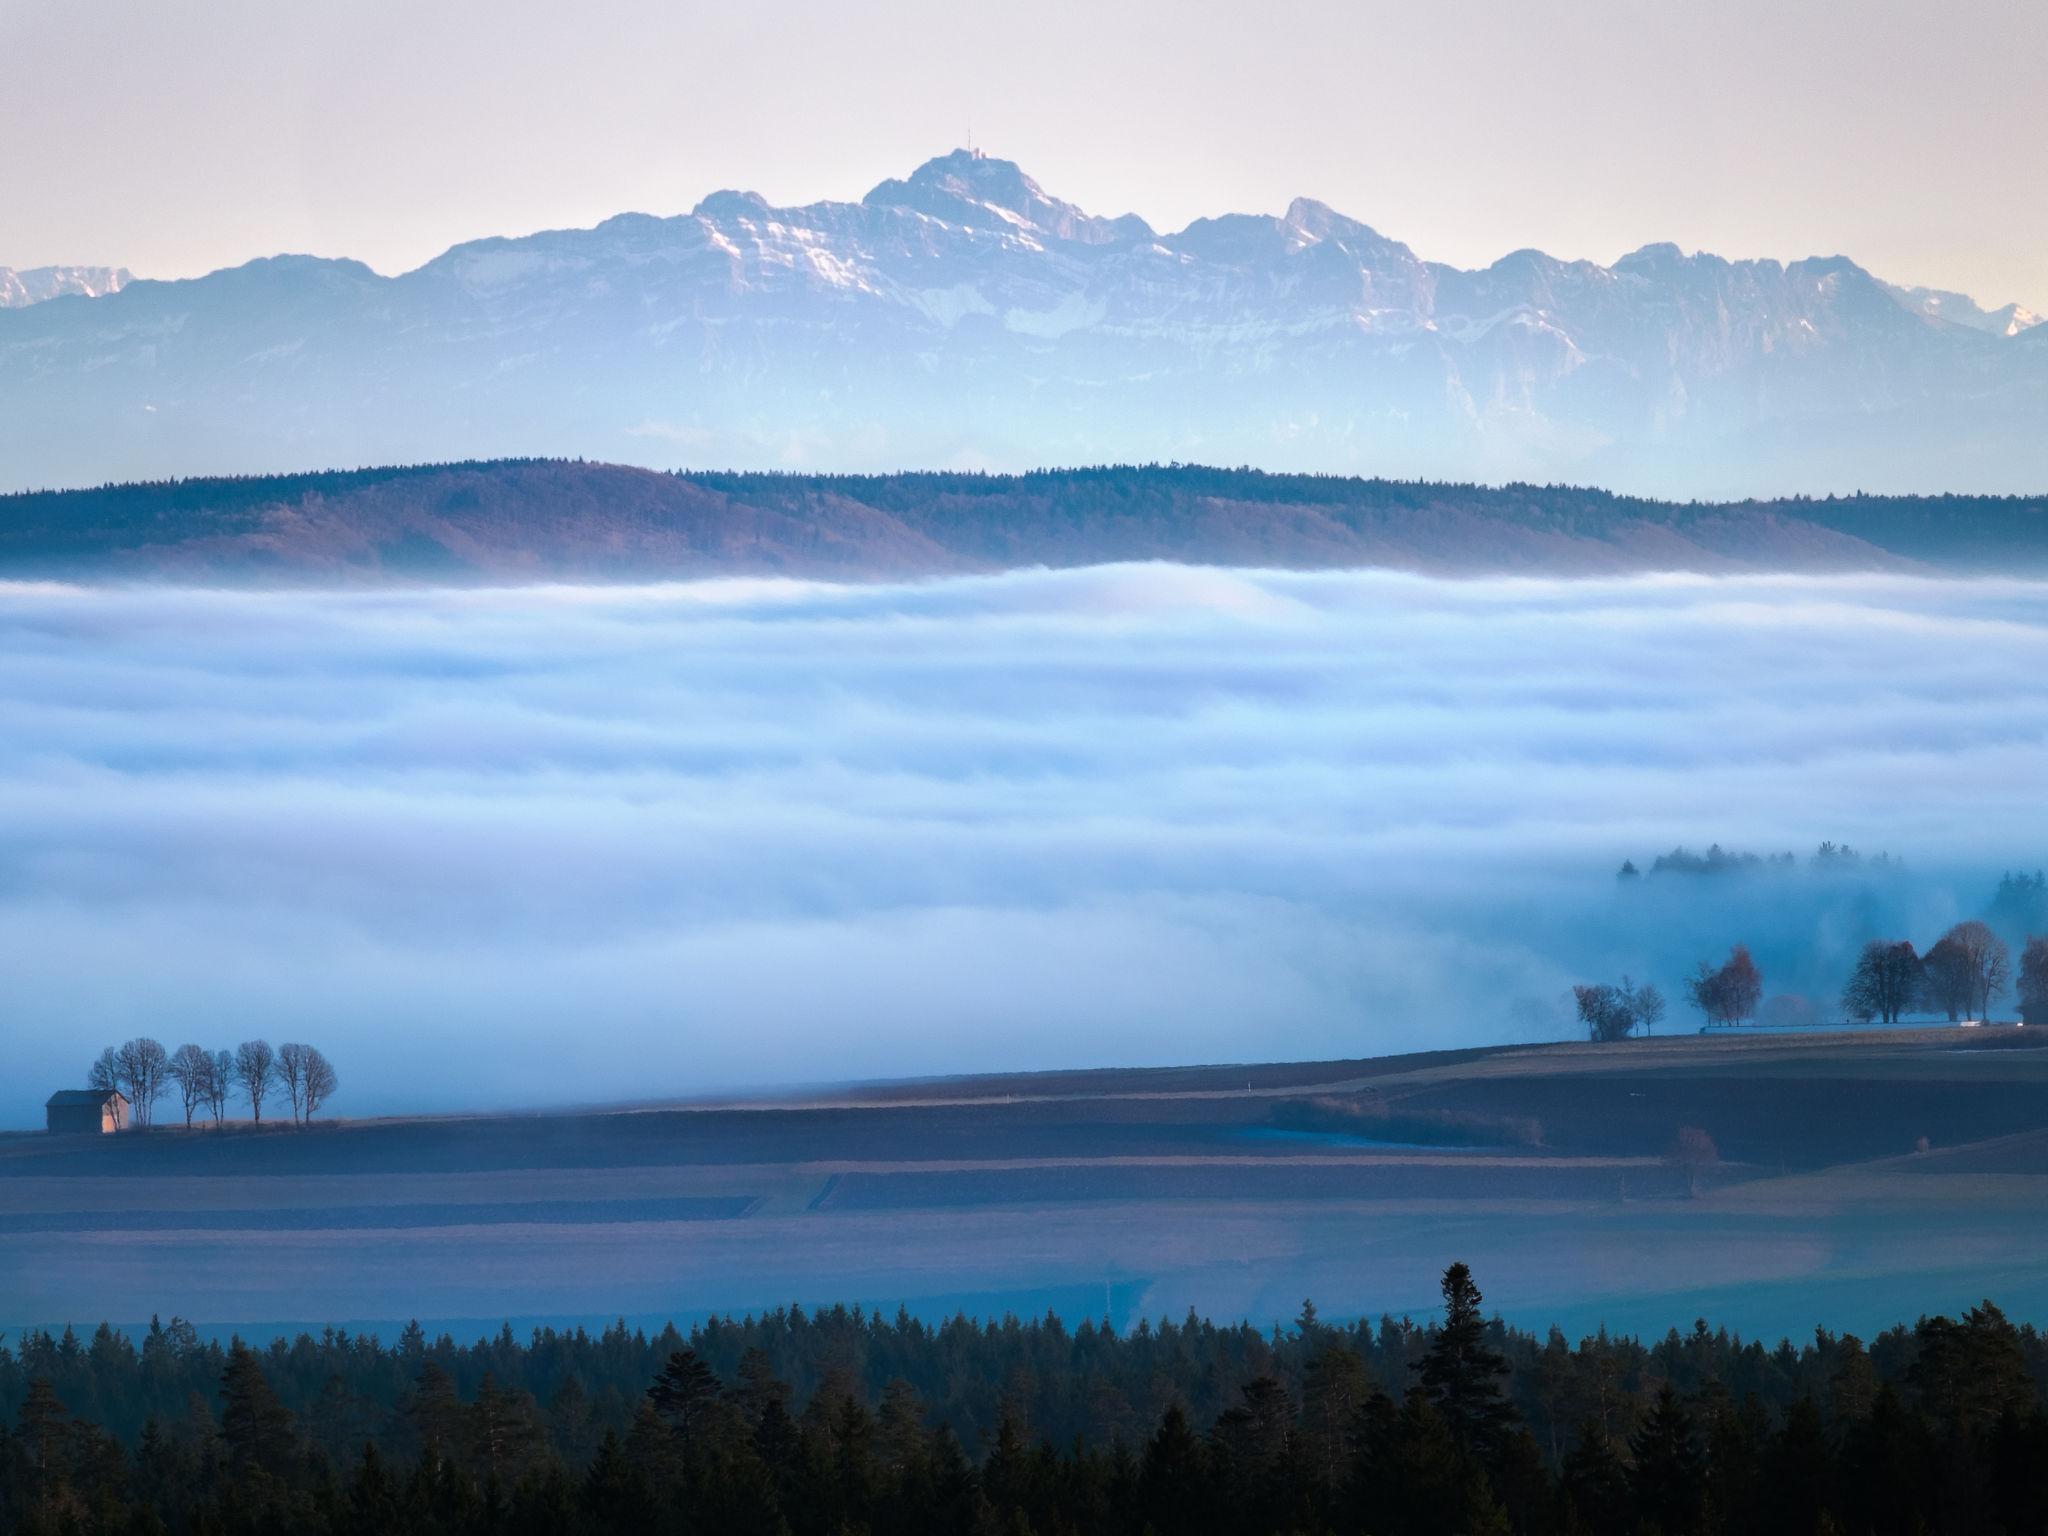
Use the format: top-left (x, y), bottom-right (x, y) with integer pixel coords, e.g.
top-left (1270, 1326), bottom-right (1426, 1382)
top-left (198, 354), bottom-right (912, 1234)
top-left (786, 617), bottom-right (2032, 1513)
top-left (4, 151), bottom-right (2044, 495)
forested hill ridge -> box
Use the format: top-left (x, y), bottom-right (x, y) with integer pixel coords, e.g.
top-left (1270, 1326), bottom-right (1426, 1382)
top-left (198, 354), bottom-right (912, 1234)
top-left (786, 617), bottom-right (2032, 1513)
top-left (3, 460), bottom-right (2047, 583)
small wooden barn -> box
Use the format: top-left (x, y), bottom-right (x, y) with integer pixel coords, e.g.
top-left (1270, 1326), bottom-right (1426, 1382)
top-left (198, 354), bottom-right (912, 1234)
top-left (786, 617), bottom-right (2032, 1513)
top-left (46, 1089), bottom-right (130, 1134)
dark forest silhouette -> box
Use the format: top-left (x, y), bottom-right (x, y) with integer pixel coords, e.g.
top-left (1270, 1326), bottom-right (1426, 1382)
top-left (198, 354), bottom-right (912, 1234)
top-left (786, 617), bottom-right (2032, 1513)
top-left (6, 1264), bottom-right (2048, 1534)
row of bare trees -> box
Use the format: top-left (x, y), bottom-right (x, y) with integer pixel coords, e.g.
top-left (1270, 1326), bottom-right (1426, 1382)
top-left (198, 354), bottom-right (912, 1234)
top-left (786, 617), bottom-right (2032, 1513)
top-left (1843, 920), bottom-right (2038, 1024)
top-left (87, 1038), bottom-right (337, 1128)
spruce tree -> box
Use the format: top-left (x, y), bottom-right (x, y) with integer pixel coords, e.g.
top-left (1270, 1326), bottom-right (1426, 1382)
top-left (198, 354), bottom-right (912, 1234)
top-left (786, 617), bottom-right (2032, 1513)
top-left (1414, 1262), bottom-right (1516, 1454)
top-left (15, 1378), bottom-right (70, 1507)
top-left (403, 1362), bottom-right (464, 1472)
top-left (218, 1343), bottom-right (295, 1471)
top-left (647, 1347), bottom-right (721, 1448)
top-left (1629, 1383), bottom-right (1703, 1535)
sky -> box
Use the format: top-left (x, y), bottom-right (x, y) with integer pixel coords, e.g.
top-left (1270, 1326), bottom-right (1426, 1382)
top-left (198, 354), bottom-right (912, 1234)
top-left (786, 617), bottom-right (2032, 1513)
top-left (5, 566), bottom-right (2046, 1129)
top-left (2, 0), bottom-right (2044, 313)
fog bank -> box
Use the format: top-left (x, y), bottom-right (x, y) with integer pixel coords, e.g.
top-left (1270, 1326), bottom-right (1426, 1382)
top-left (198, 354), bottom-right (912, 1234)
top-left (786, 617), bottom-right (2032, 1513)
top-left (4, 567), bottom-right (2046, 1126)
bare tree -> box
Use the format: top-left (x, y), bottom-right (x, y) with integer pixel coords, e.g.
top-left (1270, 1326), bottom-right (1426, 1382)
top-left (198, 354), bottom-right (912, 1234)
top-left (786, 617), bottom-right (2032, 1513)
top-left (1946, 920), bottom-right (2011, 1021)
top-left (1667, 1126), bottom-right (1720, 1198)
top-left (1629, 981), bottom-right (1667, 1036)
top-left (1922, 935), bottom-right (1973, 1021)
top-left (166, 1044), bottom-right (213, 1128)
top-left (113, 1037), bottom-right (169, 1127)
top-left (278, 1043), bottom-right (336, 1126)
top-left (233, 1040), bottom-right (276, 1123)
top-left (88, 1046), bottom-right (120, 1094)
top-left (1686, 960), bottom-right (1722, 1024)
top-left (139, 1037), bottom-right (168, 1124)
top-left (208, 1049), bottom-right (235, 1125)
top-left (1843, 940), bottom-right (1922, 1025)
top-left (302, 1048), bottom-right (338, 1124)
top-left (277, 1043), bottom-right (310, 1125)
top-left (112, 1040), bottom-right (142, 1121)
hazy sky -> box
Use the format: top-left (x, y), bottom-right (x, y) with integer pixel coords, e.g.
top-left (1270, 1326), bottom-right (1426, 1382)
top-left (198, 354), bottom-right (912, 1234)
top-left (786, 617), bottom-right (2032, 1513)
top-left (5, 567), bottom-right (2044, 1128)
top-left (3, 0), bottom-right (2043, 311)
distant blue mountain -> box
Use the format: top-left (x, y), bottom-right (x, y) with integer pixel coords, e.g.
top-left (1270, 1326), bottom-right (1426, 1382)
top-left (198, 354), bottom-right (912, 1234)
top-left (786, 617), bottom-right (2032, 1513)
top-left (2, 151), bottom-right (2043, 496)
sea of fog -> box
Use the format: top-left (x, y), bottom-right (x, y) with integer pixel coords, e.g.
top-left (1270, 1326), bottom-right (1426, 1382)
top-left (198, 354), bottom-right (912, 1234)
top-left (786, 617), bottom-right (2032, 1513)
top-left (4, 566), bottom-right (2047, 1127)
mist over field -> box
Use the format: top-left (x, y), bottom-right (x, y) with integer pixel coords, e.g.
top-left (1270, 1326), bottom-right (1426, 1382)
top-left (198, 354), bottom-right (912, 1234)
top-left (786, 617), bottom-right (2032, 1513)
top-left (4, 566), bottom-right (2046, 1128)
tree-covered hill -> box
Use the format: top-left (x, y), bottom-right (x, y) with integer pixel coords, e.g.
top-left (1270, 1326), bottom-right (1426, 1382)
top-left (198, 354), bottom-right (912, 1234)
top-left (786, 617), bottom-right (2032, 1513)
top-left (3, 460), bottom-right (2046, 582)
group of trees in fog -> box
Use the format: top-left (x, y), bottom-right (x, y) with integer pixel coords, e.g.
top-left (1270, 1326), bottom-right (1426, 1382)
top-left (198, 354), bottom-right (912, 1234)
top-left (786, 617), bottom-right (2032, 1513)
top-left (1616, 840), bottom-right (1900, 880)
top-left (1579, 912), bottom-right (2048, 1042)
top-left (1987, 870), bottom-right (2048, 934)
top-left (1575, 947), bottom-right (1758, 1041)
top-left (86, 1038), bottom-right (336, 1128)
top-left (1571, 979), bottom-right (1666, 1043)
top-left (8, 1263), bottom-right (2048, 1534)
top-left (1684, 946), bottom-right (1764, 1028)
top-left (1844, 921), bottom-right (2048, 1026)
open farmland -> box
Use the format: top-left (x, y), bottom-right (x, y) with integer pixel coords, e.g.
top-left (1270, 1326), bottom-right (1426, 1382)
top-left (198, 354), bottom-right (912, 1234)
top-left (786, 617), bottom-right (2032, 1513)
top-left (5, 1029), bottom-right (2048, 1341)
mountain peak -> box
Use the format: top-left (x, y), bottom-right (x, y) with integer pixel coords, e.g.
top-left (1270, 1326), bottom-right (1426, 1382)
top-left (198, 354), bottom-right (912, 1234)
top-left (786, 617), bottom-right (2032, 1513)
top-left (1281, 197), bottom-right (1409, 252)
top-left (905, 148), bottom-right (1038, 203)
top-left (1613, 241), bottom-right (1686, 271)
top-left (864, 149), bottom-right (1150, 245)
top-left (692, 188), bottom-right (773, 221)
top-left (1282, 197), bottom-right (1341, 233)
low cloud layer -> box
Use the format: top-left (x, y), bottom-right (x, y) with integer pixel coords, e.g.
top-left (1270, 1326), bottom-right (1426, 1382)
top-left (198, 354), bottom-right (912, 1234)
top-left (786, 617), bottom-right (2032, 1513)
top-left (4, 567), bottom-right (2046, 1125)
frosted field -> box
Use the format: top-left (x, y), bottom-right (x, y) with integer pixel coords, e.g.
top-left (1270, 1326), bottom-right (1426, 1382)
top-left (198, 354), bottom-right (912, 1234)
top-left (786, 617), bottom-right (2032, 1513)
top-left (3, 566), bottom-right (2047, 1123)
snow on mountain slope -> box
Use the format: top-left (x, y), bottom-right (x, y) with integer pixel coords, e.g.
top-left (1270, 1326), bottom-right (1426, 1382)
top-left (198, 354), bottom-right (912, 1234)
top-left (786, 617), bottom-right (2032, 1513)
top-left (0, 264), bottom-right (132, 307)
top-left (1, 151), bottom-right (2042, 496)
top-left (1883, 281), bottom-right (2043, 338)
